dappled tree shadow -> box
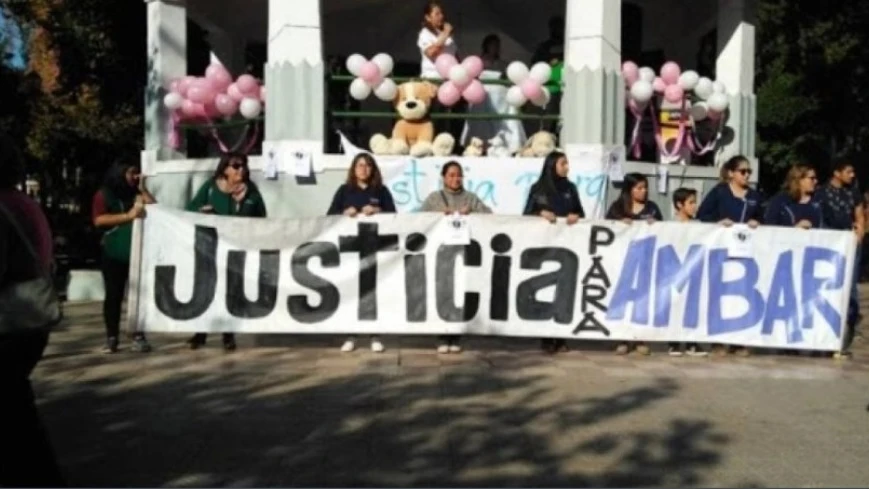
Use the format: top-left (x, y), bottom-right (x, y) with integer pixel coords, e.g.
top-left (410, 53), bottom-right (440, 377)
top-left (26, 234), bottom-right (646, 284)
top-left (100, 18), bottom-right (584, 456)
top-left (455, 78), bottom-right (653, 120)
top-left (33, 331), bottom-right (735, 488)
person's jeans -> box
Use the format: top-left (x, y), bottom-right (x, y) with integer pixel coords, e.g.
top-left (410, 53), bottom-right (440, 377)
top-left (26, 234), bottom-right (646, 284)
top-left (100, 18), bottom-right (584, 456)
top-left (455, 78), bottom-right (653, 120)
top-left (0, 330), bottom-right (66, 487)
top-left (101, 256), bottom-right (129, 340)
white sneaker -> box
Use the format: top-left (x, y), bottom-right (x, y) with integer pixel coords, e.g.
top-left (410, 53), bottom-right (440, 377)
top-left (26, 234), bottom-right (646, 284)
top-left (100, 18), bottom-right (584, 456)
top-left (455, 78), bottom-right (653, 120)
top-left (448, 344), bottom-right (462, 353)
top-left (340, 339), bottom-right (356, 352)
top-left (437, 343), bottom-right (450, 354)
top-left (370, 338), bottom-right (385, 353)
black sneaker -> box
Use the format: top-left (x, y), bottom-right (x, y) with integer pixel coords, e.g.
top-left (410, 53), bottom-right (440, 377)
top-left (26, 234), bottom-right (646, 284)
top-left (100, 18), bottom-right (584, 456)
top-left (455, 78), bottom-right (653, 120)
top-left (223, 339), bottom-right (237, 352)
top-left (102, 337), bottom-right (119, 354)
top-left (131, 335), bottom-right (152, 353)
top-left (187, 334), bottom-right (206, 350)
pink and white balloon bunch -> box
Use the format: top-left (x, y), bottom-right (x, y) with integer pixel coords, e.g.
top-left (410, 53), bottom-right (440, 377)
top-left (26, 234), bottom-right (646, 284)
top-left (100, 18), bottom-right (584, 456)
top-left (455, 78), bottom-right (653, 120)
top-left (346, 53), bottom-right (398, 102)
top-left (163, 63), bottom-right (265, 121)
top-left (504, 62), bottom-right (552, 108)
top-left (621, 61), bottom-right (729, 120)
top-left (433, 54), bottom-right (486, 106)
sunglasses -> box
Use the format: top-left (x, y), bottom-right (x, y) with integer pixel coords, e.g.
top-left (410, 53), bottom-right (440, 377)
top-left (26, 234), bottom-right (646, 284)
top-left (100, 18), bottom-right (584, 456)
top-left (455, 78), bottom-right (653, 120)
top-left (229, 163), bottom-right (246, 170)
top-left (736, 168), bottom-right (752, 176)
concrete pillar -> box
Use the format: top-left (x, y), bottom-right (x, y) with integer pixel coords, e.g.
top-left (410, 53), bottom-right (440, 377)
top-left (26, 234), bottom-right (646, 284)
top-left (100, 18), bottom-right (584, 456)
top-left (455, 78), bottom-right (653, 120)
top-left (144, 0), bottom-right (187, 161)
top-left (716, 0), bottom-right (757, 169)
top-left (560, 0), bottom-right (624, 147)
top-left (264, 0), bottom-right (324, 152)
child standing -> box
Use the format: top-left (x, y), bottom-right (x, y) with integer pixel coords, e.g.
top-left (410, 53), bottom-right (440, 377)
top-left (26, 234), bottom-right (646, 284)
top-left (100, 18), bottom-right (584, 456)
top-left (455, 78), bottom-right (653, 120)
top-left (669, 188), bottom-right (708, 357)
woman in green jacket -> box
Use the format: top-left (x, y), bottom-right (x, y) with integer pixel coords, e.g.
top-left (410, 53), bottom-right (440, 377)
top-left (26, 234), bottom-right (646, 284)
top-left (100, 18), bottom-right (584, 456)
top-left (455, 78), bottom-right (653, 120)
top-left (185, 152), bottom-right (267, 351)
top-left (92, 162), bottom-right (156, 353)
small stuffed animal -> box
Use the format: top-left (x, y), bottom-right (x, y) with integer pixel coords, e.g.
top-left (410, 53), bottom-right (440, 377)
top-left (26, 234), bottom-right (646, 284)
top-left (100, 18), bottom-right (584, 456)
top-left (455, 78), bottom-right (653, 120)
top-left (486, 131), bottom-right (512, 157)
top-left (369, 81), bottom-right (453, 157)
top-left (463, 137), bottom-right (485, 157)
top-left (517, 131), bottom-right (557, 157)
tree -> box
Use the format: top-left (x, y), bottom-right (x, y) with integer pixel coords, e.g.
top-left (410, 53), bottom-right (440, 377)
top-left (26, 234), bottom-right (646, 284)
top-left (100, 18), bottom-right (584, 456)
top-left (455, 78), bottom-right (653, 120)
top-left (756, 0), bottom-right (869, 190)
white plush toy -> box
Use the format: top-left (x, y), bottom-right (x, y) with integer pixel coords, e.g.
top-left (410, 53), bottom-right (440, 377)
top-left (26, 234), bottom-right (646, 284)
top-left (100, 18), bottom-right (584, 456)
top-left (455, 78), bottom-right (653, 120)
top-left (486, 131), bottom-right (512, 157)
top-left (517, 131), bottom-right (557, 157)
top-left (463, 137), bottom-right (485, 156)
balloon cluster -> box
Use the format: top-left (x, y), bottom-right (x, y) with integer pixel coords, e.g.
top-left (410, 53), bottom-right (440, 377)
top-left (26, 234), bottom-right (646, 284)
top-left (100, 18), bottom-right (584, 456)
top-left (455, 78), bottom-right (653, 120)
top-left (163, 63), bottom-right (265, 121)
top-left (346, 53), bottom-right (398, 102)
top-left (434, 54), bottom-right (486, 106)
top-left (504, 61), bottom-right (552, 108)
top-left (622, 61), bottom-right (729, 121)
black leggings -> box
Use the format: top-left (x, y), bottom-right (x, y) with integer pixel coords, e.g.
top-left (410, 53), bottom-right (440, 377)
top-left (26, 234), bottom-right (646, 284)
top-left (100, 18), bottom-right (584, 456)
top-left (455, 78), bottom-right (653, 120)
top-left (0, 331), bottom-right (66, 487)
top-left (101, 256), bottom-right (129, 339)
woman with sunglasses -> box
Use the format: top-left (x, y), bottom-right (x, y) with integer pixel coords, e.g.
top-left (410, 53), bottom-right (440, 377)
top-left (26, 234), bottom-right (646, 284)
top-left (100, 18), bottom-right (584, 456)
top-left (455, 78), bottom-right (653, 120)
top-left (185, 152), bottom-right (267, 352)
top-left (696, 155), bottom-right (763, 357)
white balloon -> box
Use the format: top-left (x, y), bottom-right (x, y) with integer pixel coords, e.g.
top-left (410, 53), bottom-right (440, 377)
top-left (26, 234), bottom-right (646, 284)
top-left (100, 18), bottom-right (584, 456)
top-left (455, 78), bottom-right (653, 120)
top-left (373, 78), bottom-right (397, 102)
top-left (690, 102), bottom-right (708, 121)
top-left (638, 67), bottom-right (656, 83)
top-left (239, 98), bottom-right (262, 119)
top-left (506, 61), bottom-right (530, 84)
top-left (678, 70), bottom-right (700, 91)
top-left (163, 92), bottom-right (184, 110)
top-left (371, 53), bottom-right (394, 77)
top-left (712, 81), bottom-right (727, 94)
top-left (694, 77), bottom-right (714, 100)
top-left (529, 62), bottom-right (552, 84)
top-left (349, 77), bottom-right (371, 100)
top-left (345, 54), bottom-right (367, 77)
top-left (448, 65), bottom-right (470, 86)
top-left (531, 87), bottom-right (551, 107)
top-left (505, 86), bottom-right (527, 107)
top-left (630, 80), bottom-right (654, 103)
top-left (707, 92), bottom-right (729, 112)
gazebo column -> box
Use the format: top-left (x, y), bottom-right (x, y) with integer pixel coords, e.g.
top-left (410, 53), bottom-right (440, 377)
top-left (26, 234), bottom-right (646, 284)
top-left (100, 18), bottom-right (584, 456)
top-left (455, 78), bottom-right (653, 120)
top-left (560, 0), bottom-right (624, 149)
top-left (716, 0), bottom-right (757, 169)
top-left (143, 0), bottom-right (187, 162)
top-left (263, 0), bottom-right (324, 153)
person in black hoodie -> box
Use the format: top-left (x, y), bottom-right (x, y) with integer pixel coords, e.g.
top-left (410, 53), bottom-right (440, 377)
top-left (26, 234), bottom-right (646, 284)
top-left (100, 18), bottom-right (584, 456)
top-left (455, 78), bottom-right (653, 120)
top-left (764, 163), bottom-right (823, 229)
top-left (696, 155), bottom-right (763, 357)
top-left (523, 151), bottom-right (584, 354)
top-left (605, 173), bottom-right (662, 356)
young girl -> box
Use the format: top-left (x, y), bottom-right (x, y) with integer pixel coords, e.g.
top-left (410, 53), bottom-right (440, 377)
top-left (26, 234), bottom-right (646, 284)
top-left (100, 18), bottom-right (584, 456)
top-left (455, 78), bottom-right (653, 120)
top-left (605, 173), bottom-right (662, 355)
top-left (327, 153), bottom-right (396, 353)
top-left (523, 151), bottom-right (584, 354)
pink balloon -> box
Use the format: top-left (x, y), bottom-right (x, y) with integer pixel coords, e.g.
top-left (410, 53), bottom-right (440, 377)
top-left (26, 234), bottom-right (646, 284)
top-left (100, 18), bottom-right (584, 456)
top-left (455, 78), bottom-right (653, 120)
top-left (214, 94), bottom-right (239, 116)
top-left (435, 54), bottom-right (458, 79)
top-left (664, 84), bottom-right (684, 104)
top-left (181, 99), bottom-right (205, 119)
top-left (660, 61), bottom-right (681, 85)
top-left (169, 79), bottom-right (181, 93)
top-left (359, 61), bottom-right (381, 84)
top-left (236, 74), bottom-right (259, 96)
top-left (462, 56), bottom-right (484, 79)
top-left (203, 102), bottom-right (222, 119)
top-left (259, 86), bottom-right (267, 102)
top-left (622, 61), bottom-right (639, 85)
top-left (437, 81), bottom-right (462, 106)
top-left (177, 76), bottom-right (196, 97)
top-left (462, 80), bottom-right (486, 104)
top-left (206, 65), bottom-right (233, 92)
top-left (227, 83), bottom-right (245, 102)
top-left (187, 81), bottom-right (215, 104)
top-left (520, 79), bottom-right (543, 101)
top-left (653, 77), bottom-right (667, 93)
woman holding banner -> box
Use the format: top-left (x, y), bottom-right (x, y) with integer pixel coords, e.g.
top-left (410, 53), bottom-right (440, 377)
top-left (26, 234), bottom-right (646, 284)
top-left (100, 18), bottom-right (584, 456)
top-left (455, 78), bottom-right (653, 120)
top-left (186, 152), bottom-right (267, 352)
top-left (697, 155), bottom-right (763, 357)
top-left (92, 161), bottom-right (156, 354)
top-left (523, 151), bottom-right (584, 354)
top-left (421, 161), bottom-right (492, 354)
top-left (763, 164), bottom-right (823, 229)
top-left (605, 173), bottom-right (662, 356)
top-left (327, 153), bottom-right (396, 353)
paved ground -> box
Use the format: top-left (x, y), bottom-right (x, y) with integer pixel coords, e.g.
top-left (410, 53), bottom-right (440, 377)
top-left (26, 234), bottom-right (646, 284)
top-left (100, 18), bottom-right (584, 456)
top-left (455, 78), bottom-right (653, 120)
top-left (33, 290), bottom-right (869, 488)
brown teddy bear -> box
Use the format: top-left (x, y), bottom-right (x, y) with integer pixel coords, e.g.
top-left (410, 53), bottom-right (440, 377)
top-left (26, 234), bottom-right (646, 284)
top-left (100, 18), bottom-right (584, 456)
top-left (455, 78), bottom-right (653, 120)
top-left (370, 81), bottom-right (455, 157)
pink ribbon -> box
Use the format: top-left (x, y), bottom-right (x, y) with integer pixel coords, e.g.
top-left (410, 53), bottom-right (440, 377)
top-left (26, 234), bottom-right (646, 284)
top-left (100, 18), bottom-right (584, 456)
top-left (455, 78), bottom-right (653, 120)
top-left (628, 100), bottom-right (645, 159)
top-left (686, 118), bottom-right (724, 155)
top-left (206, 117), bottom-right (261, 154)
top-left (167, 113), bottom-right (181, 150)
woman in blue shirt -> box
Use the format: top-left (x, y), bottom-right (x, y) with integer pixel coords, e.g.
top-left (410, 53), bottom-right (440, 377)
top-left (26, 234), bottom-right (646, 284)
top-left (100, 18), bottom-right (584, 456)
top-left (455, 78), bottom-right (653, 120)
top-left (696, 155), bottom-right (762, 357)
top-left (327, 153), bottom-right (396, 354)
top-left (523, 151), bottom-right (584, 354)
top-left (605, 173), bottom-right (661, 356)
top-left (697, 155), bottom-right (763, 227)
top-left (764, 164), bottom-right (823, 229)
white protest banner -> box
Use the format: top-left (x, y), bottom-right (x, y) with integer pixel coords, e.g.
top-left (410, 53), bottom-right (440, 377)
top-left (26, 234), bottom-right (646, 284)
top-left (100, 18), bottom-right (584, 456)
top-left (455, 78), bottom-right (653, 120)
top-left (136, 205), bottom-right (855, 351)
top-left (339, 137), bottom-right (609, 218)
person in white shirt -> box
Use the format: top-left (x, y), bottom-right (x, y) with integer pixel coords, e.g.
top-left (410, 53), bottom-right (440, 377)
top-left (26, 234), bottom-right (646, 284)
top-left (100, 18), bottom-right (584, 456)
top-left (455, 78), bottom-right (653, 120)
top-left (417, 1), bottom-right (457, 79)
